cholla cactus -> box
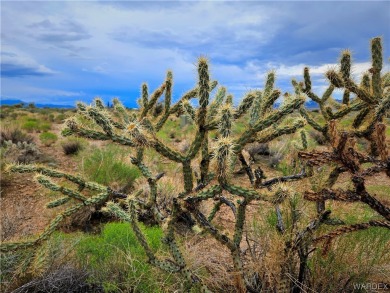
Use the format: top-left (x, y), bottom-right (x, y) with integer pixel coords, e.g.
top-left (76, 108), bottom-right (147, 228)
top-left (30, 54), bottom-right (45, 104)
top-left (298, 37), bottom-right (390, 214)
top-left (2, 38), bottom-right (388, 292)
top-left (297, 37), bottom-right (390, 262)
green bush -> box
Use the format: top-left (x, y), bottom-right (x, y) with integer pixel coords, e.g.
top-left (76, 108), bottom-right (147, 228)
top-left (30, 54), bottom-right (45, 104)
top-left (76, 222), bottom-right (170, 292)
top-left (55, 113), bottom-right (66, 123)
top-left (22, 121), bottom-right (39, 133)
top-left (39, 123), bottom-right (51, 132)
top-left (39, 132), bottom-right (58, 146)
top-left (81, 145), bottom-right (141, 191)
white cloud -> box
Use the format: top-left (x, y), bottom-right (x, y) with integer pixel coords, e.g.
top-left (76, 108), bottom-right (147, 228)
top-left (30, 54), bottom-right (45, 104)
top-left (1, 48), bottom-right (57, 77)
top-left (1, 1), bottom-right (388, 105)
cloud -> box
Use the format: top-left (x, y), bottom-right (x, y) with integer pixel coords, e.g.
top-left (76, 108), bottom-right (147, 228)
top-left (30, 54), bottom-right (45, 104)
top-left (1, 1), bottom-right (388, 106)
top-left (1, 51), bottom-right (56, 77)
top-left (28, 19), bottom-right (91, 52)
top-left (262, 61), bottom-right (390, 80)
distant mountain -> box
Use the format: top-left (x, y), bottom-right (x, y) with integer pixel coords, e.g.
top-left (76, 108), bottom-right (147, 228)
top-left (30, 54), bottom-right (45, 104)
top-left (304, 100), bottom-right (320, 109)
top-left (1, 99), bottom-right (74, 109)
top-left (1, 98), bottom-right (321, 110)
top-left (0, 99), bottom-right (25, 105)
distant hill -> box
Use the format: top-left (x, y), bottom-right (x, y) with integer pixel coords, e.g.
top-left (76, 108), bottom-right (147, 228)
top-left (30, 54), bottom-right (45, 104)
top-left (1, 99), bottom-right (74, 109)
top-left (1, 98), bottom-right (320, 110)
top-left (304, 100), bottom-right (320, 109)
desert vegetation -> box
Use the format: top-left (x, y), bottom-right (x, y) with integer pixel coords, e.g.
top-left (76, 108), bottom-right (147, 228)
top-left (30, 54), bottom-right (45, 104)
top-left (0, 37), bottom-right (389, 292)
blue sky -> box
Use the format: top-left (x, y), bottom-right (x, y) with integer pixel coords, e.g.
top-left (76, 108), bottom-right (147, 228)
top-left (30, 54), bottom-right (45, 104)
top-left (1, 1), bottom-right (389, 108)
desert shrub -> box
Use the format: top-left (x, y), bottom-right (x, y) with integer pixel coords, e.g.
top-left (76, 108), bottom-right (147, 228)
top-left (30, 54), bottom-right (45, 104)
top-left (0, 232), bottom-right (84, 292)
top-left (11, 265), bottom-right (103, 293)
top-left (21, 121), bottom-right (39, 133)
top-left (2, 141), bottom-right (43, 164)
top-left (39, 132), bottom-right (58, 146)
top-left (309, 129), bottom-right (327, 145)
top-left (48, 113), bottom-right (55, 122)
top-left (54, 113), bottom-right (66, 123)
top-left (81, 145), bottom-right (141, 191)
top-left (39, 122), bottom-right (51, 132)
top-left (0, 127), bottom-right (34, 145)
top-left (62, 140), bottom-right (83, 155)
top-left (10, 112), bottom-right (18, 120)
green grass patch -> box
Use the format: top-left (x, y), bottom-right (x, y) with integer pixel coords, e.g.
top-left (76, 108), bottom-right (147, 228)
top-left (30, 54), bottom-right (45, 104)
top-left (309, 227), bottom-right (390, 292)
top-left (366, 184), bottom-right (390, 197)
top-left (80, 144), bottom-right (140, 190)
top-left (22, 121), bottom-right (39, 132)
top-left (76, 222), bottom-right (172, 292)
top-left (39, 131), bottom-right (58, 146)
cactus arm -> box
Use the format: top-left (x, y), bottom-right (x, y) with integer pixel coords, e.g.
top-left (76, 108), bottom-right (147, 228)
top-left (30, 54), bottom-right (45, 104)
top-left (153, 139), bottom-right (185, 162)
top-left (238, 152), bottom-right (255, 185)
top-left (219, 104), bottom-right (233, 138)
top-left (261, 89), bottom-right (281, 116)
top-left (235, 97), bottom-right (305, 151)
top-left (1, 192), bottom-right (108, 252)
top-left (314, 220), bottom-right (390, 247)
top-left (233, 92), bottom-right (256, 119)
top-left (46, 197), bottom-right (71, 208)
top-left (249, 90), bottom-right (262, 127)
top-left (36, 175), bottom-right (88, 202)
top-left (321, 85), bottom-right (335, 103)
top-left (185, 57), bottom-right (210, 161)
top-left (207, 86), bottom-right (226, 120)
top-left (299, 108), bottom-right (326, 133)
top-left (189, 207), bottom-right (235, 251)
top-left (184, 185), bottom-right (222, 203)
top-left (93, 97), bottom-right (105, 110)
top-left (62, 121), bottom-right (135, 147)
top-left (354, 94), bottom-right (390, 138)
top-left (257, 169), bottom-right (310, 189)
top-left (253, 118), bottom-right (305, 144)
top-left (199, 136), bottom-right (210, 184)
top-left (329, 101), bottom-right (366, 120)
top-left (181, 100), bottom-right (196, 121)
top-left (7, 164), bottom-right (106, 192)
top-left (155, 71), bottom-right (173, 131)
top-left (140, 82), bottom-right (166, 118)
top-left (106, 201), bottom-right (157, 261)
top-left (344, 78), bottom-right (374, 104)
top-left (182, 160), bottom-right (193, 193)
top-left (86, 107), bottom-right (114, 136)
top-left (340, 50), bottom-right (352, 105)
top-left (353, 108), bottom-right (371, 128)
top-left (169, 88), bottom-right (198, 115)
top-left (130, 157), bottom-right (159, 208)
top-left (223, 184), bottom-right (267, 201)
top-left (233, 199), bottom-right (249, 247)
top-left (112, 97), bottom-right (130, 124)
top-left (371, 37), bottom-right (383, 101)
top-left (208, 201), bottom-right (222, 222)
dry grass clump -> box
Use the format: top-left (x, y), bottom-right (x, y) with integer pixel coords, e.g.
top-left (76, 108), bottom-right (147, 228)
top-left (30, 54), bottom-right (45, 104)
top-left (0, 126), bottom-right (34, 145)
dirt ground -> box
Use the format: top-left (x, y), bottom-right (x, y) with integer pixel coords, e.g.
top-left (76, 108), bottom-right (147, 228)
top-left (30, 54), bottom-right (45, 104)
top-left (0, 123), bottom-right (79, 242)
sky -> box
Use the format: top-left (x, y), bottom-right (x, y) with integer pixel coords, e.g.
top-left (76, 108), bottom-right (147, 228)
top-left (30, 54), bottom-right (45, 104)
top-left (1, 1), bottom-right (389, 108)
